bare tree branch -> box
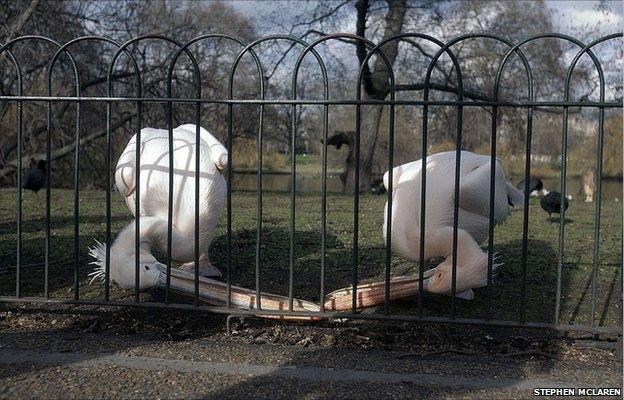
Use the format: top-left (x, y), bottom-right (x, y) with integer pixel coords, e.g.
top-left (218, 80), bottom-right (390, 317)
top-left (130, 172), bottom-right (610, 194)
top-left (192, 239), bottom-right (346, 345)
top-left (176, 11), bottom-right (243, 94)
top-left (355, 0), bottom-right (374, 95)
top-left (264, 28), bottom-right (362, 82)
top-left (396, 82), bottom-right (585, 114)
top-left (2, 0), bottom-right (40, 41)
top-left (290, 0), bottom-right (352, 29)
top-left (0, 71), bottom-right (143, 165)
top-left (0, 113), bottom-right (135, 180)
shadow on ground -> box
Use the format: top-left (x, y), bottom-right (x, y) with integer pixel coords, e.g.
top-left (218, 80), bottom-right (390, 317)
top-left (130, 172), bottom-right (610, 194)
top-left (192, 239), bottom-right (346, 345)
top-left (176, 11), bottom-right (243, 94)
top-left (0, 303), bottom-right (592, 399)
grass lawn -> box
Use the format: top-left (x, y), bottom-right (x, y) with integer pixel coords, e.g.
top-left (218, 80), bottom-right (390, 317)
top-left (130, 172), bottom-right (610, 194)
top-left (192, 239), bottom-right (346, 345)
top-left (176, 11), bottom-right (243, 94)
top-left (1, 188), bottom-right (621, 328)
top-left (293, 153), bottom-right (344, 176)
top-left (237, 152), bottom-right (346, 176)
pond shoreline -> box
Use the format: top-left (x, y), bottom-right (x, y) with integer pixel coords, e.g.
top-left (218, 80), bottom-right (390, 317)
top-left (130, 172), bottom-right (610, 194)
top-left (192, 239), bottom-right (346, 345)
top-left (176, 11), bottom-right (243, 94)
top-left (231, 172), bottom-right (622, 199)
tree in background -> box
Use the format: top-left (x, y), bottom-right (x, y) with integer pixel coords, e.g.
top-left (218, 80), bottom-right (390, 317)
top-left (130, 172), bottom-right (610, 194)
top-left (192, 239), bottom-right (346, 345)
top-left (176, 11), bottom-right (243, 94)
top-left (1, 0), bottom-right (621, 190)
top-left (280, 0), bottom-right (620, 191)
top-left (0, 0), bottom-right (263, 187)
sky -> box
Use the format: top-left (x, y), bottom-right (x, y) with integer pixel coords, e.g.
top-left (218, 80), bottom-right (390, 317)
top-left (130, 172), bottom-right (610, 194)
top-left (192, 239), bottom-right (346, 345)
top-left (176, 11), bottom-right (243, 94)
top-left (224, 0), bottom-right (622, 99)
top-left (547, 0), bottom-right (623, 36)
top-left (227, 0), bottom-right (623, 36)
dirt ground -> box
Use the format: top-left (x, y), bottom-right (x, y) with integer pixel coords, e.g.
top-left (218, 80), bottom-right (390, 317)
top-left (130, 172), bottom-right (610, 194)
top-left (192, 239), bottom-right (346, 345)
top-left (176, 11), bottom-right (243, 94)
top-left (0, 302), bottom-right (621, 399)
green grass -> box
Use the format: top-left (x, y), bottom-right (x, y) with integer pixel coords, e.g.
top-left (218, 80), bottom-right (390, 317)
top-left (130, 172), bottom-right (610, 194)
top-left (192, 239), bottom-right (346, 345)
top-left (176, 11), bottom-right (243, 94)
top-left (1, 188), bottom-right (621, 328)
top-left (233, 153), bottom-right (344, 176)
top-left (236, 152), bottom-right (345, 176)
top-left (294, 153), bottom-right (343, 176)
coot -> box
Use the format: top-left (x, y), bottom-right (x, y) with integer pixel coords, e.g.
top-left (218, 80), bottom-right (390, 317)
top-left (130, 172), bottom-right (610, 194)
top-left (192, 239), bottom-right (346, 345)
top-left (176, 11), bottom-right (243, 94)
top-left (371, 178), bottom-right (386, 195)
top-left (540, 191), bottom-right (569, 221)
top-left (516, 177), bottom-right (547, 197)
top-left (22, 159), bottom-right (47, 197)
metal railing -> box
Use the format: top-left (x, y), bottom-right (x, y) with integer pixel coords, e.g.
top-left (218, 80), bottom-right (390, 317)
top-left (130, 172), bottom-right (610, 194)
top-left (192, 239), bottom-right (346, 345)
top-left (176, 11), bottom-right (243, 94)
top-left (0, 32), bottom-right (622, 335)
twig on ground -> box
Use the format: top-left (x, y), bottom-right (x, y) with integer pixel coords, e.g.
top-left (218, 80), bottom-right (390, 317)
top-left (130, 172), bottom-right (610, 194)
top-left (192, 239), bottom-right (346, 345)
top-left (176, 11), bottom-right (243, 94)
top-left (502, 350), bottom-right (556, 359)
top-left (397, 348), bottom-right (472, 358)
top-left (0, 256), bottom-right (74, 275)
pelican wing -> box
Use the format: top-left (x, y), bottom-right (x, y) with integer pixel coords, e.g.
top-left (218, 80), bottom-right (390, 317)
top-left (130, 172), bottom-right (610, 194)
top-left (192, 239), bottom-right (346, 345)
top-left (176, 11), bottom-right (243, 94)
top-left (382, 160), bottom-right (421, 193)
top-left (506, 181), bottom-right (525, 207)
top-left (458, 160), bottom-right (510, 222)
top-left (176, 124), bottom-right (228, 170)
top-left (114, 136), bottom-right (137, 197)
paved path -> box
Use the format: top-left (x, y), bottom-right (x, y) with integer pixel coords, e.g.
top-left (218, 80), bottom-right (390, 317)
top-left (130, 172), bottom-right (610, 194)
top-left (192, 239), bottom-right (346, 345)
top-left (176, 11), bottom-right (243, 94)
top-left (0, 348), bottom-right (597, 390)
top-left (0, 305), bottom-right (621, 399)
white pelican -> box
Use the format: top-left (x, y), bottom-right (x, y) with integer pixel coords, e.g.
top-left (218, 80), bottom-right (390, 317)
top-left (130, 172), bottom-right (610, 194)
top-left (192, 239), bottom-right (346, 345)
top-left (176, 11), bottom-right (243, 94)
top-left (89, 124), bottom-right (226, 288)
top-left (112, 124), bottom-right (227, 278)
top-left (383, 151), bottom-right (524, 299)
top-left (325, 151), bottom-right (524, 310)
top-left (88, 124), bottom-right (320, 317)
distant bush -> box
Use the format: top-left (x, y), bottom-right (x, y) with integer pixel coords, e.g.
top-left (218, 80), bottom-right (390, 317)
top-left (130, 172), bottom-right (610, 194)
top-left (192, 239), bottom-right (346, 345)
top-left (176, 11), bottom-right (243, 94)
top-left (568, 115), bottom-right (623, 179)
top-left (232, 138), bottom-right (287, 172)
top-left (428, 140), bottom-right (457, 154)
top-left (429, 140), bottom-right (559, 178)
top-left (471, 141), bottom-right (557, 178)
top-left (602, 115), bottom-right (623, 178)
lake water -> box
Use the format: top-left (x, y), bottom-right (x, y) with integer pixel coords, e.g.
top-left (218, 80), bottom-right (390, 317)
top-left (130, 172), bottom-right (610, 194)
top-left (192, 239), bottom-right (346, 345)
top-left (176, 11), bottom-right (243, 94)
top-left (232, 173), bottom-right (622, 200)
top-left (525, 177), bottom-right (622, 201)
top-left (232, 172), bottom-right (345, 193)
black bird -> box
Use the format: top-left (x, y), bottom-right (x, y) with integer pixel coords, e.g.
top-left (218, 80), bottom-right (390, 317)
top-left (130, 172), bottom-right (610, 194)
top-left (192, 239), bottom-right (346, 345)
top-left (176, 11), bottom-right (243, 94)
top-left (371, 178), bottom-right (386, 195)
top-left (516, 177), bottom-right (545, 196)
top-left (22, 159), bottom-right (47, 198)
top-left (540, 191), bottom-right (569, 221)
top-left (325, 131), bottom-right (353, 150)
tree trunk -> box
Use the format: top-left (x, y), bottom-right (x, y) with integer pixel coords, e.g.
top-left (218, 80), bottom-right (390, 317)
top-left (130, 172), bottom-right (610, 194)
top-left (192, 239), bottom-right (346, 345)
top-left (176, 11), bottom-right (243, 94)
top-left (343, 0), bottom-right (406, 193)
top-left (343, 104), bottom-right (384, 193)
top-left (2, 0), bottom-right (40, 42)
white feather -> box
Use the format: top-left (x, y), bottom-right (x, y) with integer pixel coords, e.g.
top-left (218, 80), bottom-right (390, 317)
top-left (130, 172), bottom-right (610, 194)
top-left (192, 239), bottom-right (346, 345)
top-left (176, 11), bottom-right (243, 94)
top-left (383, 151), bottom-right (516, 298)
top-left (99, 124), bottom-right (227, 290)
top-left (87, 240), bottom-right (107, 285)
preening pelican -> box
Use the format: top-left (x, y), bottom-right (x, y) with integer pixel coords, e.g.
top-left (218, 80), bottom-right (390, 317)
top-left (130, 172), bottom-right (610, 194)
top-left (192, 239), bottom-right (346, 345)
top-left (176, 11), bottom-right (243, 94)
top-left (325, 151), bottom-right (524, 310)
top-left (113, 124), bottom-right (227, 277)
top-left (383, 151), bottom-right (524, 298)
top-left (91, 124), bottom-right (227, 290)
top-left (89, 124), bottom-right (226, 287)
top-left (89, 124), bottom-right (319, 318)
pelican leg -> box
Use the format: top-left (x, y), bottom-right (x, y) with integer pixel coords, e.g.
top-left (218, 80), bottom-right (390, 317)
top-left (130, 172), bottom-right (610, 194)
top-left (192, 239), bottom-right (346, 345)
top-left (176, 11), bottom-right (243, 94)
top-left (179, 255), bottom-right (222, 277)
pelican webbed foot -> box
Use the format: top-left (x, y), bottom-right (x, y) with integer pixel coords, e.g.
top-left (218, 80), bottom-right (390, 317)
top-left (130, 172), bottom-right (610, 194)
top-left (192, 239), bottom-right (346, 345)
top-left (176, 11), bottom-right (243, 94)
top-left (179, 256), bottom-right (222, 278)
